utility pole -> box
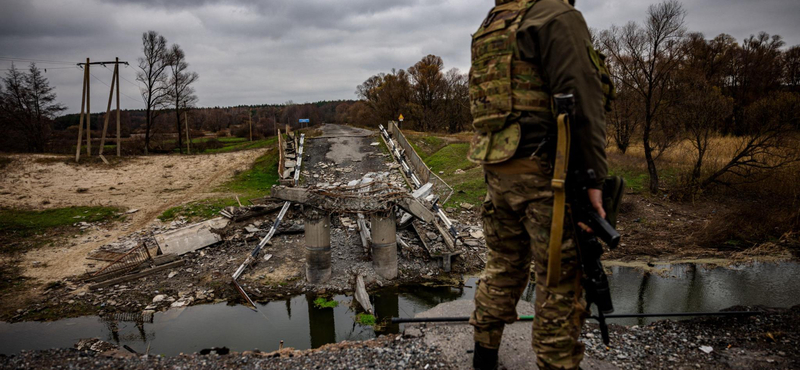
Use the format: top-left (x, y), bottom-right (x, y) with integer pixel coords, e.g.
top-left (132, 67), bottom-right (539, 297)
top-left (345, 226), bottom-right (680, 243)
top-left (75, 58), bottom-right (129, 162)
top-left (116, 57), bottom-right (121, 157)
top-left (249, 111), bottom-right (253, 142)
top-left (75, 58), bottom-right (88, 162)
top-left (86, 59), bottom-right (91, 157)
top-left (97, 58), bottom-right (118, 164)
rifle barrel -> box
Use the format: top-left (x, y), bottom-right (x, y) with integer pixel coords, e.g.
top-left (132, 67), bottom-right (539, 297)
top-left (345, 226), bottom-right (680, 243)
top-left (390, 311), bottom-right (760, 324)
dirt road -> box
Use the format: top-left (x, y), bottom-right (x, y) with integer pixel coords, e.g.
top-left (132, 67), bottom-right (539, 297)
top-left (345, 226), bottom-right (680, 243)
top-left (0, 149), bottom-right (267, 282)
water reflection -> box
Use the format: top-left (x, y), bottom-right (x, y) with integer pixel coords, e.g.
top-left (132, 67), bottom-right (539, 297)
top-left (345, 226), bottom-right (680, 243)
top-left (1, 262), bottom-right (799, 355)
top-left (602, 262), bottom-right (800, 325)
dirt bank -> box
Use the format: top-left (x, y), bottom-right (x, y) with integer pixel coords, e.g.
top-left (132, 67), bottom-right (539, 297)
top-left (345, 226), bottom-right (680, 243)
top-left (0, 149), bottom-right (266, 283)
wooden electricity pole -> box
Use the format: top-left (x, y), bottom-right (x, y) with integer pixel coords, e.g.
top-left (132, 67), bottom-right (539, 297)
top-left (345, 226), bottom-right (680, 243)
top-left (116, 57), bottom-right (121, 157)
top-left (76, 58), bottom-right (129, 163)
top-left (86, 60), bottom-right (91, 157)
top-left (249, 111), bottom-right (253, 141)
top-left (75, 58), bottom-right (88, 162)
top-left (98, 60), bottom-right (118, 164)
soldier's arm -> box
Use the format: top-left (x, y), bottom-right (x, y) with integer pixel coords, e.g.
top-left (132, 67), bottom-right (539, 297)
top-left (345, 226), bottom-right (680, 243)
top-left (517, 2), bottom-right (608, 189)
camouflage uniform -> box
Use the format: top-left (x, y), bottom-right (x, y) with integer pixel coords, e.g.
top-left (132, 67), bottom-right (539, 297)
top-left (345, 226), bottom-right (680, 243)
top-left (470, 158), bottom-right (587, 369)
top-left (467, 0), bottom-right (612, 369)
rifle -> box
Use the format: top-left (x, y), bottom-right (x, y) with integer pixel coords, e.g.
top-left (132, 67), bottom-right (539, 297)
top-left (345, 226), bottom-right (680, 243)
top-left (554, 93), bottom-right (625, 345)
top-left (568, 169), bottom-right (624, 345)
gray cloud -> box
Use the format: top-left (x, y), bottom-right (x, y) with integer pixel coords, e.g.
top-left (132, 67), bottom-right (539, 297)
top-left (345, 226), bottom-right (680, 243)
top-left (1, 0), bottom-right (798, 114)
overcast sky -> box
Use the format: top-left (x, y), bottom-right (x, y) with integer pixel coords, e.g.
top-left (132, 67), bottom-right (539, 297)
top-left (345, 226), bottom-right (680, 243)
top-left (1, 0), bottom-right (798, 114)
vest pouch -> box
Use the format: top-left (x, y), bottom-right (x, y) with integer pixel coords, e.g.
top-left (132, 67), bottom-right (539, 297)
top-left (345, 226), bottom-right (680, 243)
top-left (468, 122), bottom-right (521, 164)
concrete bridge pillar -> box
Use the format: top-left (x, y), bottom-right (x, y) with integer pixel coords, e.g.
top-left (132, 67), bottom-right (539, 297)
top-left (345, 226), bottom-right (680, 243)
top-left (371, 210), bottom-right (398, 280)
top-left (304, 209), bottom-right (332, 284)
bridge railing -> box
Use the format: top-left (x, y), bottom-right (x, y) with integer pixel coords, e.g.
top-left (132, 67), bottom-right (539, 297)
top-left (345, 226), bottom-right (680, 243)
top-left (387, 121), bottom-right (454, 204)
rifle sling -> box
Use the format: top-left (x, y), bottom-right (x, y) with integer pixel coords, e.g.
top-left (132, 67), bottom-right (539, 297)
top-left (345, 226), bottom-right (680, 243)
top-left (546, 112), bottom-right (570, 288)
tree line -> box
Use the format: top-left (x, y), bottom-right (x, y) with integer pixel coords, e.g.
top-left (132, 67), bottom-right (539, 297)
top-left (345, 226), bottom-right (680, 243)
top-left (349, 1), bottom-right (800, 196)
top-left (0, 29), bottom-right (358, 155)
top-left (136, 30), bottom-right (198, 154)
top-left (598, 0), bottom-right (800, 193)
top-left (349, 54), bottom-right (470, 133)
top-left (0, 63), bottom-right (66, 152)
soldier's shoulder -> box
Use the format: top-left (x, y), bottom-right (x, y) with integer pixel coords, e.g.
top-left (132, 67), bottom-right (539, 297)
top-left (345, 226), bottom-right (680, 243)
top-left (524, 0), bottom-right (577, 25)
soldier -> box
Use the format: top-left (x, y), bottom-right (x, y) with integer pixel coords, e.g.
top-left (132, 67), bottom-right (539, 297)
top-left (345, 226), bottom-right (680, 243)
top-left (467, 0), bottom-right (614, 369)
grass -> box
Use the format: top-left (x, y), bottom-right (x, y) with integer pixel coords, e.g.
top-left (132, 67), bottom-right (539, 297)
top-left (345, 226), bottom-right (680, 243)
top-left (159, 142), bottom-right (282, 221)
top-left (403, 138), bottom-right (485, 208)
top-left (441, 167), bottom-right (486, 208)
top-left (407, 135), bottom-right (449, 159)
top-left (424, 143), bottom-right (477, 176)
top-left (0, 206), bottom-right (121, 254)
top-left (180, 137), bottom-right (277, 154)
top-left (157, 198), bottom-right (240, 222)
top-left (219, 147), bottom-right (281, 198)
top-left (313, 297), bottom-right (339, 309)
top-left (356, 313), bottom-right (376, 326)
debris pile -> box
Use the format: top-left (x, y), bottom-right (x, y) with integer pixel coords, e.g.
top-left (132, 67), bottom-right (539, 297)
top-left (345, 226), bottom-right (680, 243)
top-left (379, 123), bottom-right (464, 272)
top-left (278, 128), bottom-right (304, 185)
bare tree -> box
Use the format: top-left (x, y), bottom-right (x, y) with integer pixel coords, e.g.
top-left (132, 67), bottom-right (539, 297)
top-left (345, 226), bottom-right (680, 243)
top-left (600, 0), bottom-right (686, 192)
top-left (0, 63), bottom-right (65, 152)
top-left (725, 32), bottom-right (785, 134)
top-left (356, 69), bottom-right (411, 125)
top-left (674, 81), bottom-right (733, 185)
top-left (442, 68), bottom-right (470, 133)
top-left (602, 52), bottom-right (642, 153)
top-left (699, 92), bottom-right (799, 188)
top-left (408, 55), bottom-right (445, 131)
top-left (167, 44), bottom-right (199, 154)
top-left (783, 45), bottom-right (800, 93)
top-left (136, 31), bottom-right (171, 155)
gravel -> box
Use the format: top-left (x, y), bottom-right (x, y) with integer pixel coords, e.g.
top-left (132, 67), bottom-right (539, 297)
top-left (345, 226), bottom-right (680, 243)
top-left (0, 335), bottom-right (455, 370)
top-left (582, 305), bottom-right (800, 369)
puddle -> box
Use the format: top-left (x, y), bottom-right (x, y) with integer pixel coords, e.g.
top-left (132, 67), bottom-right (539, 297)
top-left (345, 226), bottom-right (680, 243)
top-left (0, 285), bottom-right (474, 356)
top-left (604, 261), bottom-right (800, 325)
top-left (2, 262), bottom-right (798, 355)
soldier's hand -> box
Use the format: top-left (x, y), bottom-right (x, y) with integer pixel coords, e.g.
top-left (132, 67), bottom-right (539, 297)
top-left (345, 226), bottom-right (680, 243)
top-left (578, 188), bottom-right (606, 233)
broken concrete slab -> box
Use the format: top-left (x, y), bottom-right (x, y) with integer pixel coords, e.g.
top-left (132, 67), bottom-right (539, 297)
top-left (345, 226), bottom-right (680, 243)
top-left (355, 275), bottom-right (374, 315)
top-left (411, 183), bottom-right (433, 199)
top-left (155, 217), bottom-right (229, 256)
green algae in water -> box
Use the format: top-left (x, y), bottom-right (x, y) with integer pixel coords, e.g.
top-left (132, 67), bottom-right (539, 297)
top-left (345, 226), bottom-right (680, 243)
top-left (356, 313), bottom-right (376, 326)
top-left (313, 297), bottom-right (338, 308)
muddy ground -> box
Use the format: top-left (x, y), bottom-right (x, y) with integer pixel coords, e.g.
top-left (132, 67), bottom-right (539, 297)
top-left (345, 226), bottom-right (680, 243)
top-left (0, 149), bottom-right (266, 282)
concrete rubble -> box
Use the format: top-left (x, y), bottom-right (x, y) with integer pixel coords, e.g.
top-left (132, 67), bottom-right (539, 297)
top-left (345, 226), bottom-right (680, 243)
top-left (154, 217), bottom-right (229, 256)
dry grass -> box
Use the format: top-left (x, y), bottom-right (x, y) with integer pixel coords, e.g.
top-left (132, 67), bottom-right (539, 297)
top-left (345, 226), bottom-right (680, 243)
top-left (610, 134), bottom-right (800, 250)
top-left (609, 134), bottom-right (800, 199)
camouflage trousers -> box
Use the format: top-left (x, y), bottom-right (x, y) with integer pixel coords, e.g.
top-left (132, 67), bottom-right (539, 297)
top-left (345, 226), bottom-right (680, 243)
top-left (469, 159), bottom-right (587, 370)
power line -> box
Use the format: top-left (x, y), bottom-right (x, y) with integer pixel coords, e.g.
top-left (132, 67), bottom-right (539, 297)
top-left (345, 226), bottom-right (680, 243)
top-left (103, 64), bottom-right (146, 104)
top-left (0, 66), bottom-right (78, 71)
top-left (0, 56), bottom-right (77, 65)
top-left (105, 64), bottom-right (142, 90)
top-left (88, 70), bottom-right (144, 107)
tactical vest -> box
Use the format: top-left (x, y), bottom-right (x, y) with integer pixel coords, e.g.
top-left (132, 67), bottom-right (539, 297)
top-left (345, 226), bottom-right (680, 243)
top-left (468, 0), bottom-right (616, 164)
top-left (468, 0), bottom-right (549, 164)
